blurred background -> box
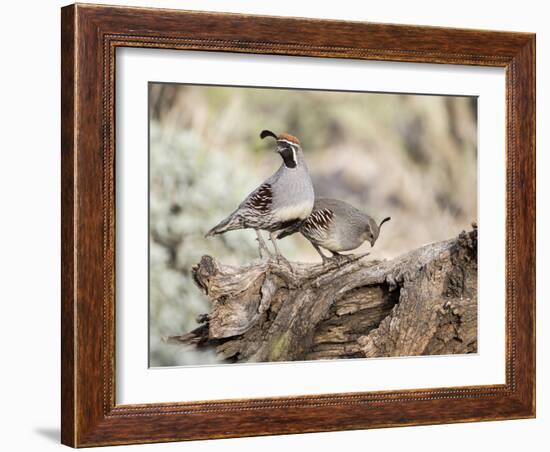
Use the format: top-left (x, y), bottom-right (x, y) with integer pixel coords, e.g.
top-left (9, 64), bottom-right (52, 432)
top-left (148, 83), bottom-right (477, 367)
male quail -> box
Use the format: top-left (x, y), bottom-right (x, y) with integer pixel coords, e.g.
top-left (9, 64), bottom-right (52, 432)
top-left (206, 130), bottom-right (315, 260)
top-left (277, 198), bottom-right (390, 264)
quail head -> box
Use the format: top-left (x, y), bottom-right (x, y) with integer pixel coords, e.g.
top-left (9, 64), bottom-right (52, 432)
top-left (277, 198), bottom-right (390, 264)
top-left (206, 130), bottom-right (315, 261)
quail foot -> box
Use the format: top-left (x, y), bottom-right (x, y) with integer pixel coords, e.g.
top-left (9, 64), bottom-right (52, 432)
top-left (206, 130), bottom-right (315, 268)
top-left (277, 198), bottom-right (390, 265)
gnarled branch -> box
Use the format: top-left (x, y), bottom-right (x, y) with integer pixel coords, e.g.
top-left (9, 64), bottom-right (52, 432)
top-left (169, 227), bottom-right (477, 363)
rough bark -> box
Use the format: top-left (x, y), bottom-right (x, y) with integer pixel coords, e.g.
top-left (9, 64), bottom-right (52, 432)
top-left (169, 227), bottom-right (477, 363)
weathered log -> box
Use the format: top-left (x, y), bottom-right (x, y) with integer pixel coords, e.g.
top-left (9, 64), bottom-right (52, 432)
top-left (168, 227), bottom-right (477, 363)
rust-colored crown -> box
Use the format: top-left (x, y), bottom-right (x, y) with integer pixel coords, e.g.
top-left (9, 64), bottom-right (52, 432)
top-left (278, 133), bottom-right (300, 145)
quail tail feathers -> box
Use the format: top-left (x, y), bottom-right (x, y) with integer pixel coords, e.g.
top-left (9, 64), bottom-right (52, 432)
top-left (204, 213), bottom-right (241, 237)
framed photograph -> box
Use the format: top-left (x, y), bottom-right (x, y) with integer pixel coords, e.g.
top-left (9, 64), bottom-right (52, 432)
top-left (61, 3), bottom-right (535, 447)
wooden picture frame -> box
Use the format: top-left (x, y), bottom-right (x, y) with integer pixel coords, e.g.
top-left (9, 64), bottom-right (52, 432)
top-left (61, 3), bottom-right (535, 447)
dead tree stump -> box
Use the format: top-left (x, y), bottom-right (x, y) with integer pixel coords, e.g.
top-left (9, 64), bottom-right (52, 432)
top-left (169, 227), bottom-right (477, 362)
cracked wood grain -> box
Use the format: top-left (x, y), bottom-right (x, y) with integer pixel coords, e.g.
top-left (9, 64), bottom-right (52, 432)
top-left (170, 228), bottom-right (478, 362)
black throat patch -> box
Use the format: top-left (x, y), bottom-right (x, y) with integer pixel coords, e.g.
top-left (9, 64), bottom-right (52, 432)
top-left (279, 145), bottom-right (297, 168)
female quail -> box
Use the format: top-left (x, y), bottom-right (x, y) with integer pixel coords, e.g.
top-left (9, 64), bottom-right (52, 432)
top-left (278, 198), bottom-right (390, 264)
top-left (206, 130), bottom-right (315, 260)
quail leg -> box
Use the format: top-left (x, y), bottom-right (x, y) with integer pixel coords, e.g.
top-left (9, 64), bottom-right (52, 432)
top-left (312, 243), bottom-right (330, 265)
top-left (255, 229), bottom-right (272, 259)
top-left (269, 231), bottom-right (293, 271)
top-left (330, 251), bottom-right (355, 266)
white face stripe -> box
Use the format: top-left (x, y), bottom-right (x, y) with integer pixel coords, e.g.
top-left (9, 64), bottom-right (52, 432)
top-left (277, 139), bottom-right (300, 147)
top-left (277, 139), bottom-right (300, 166)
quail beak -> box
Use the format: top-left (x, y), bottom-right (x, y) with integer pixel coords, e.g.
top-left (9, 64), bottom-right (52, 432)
top-left (370, 239), bottom-right (376, 247)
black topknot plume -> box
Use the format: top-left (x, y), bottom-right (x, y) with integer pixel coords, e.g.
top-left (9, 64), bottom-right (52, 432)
top-left (260, 130), bottom-right (278, 140)
top-left (379, 217), bottom-right (391, 230)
